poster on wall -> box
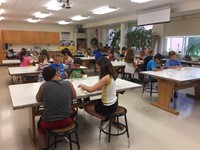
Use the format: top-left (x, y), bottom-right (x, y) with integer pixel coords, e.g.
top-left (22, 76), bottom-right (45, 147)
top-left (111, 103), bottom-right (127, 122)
top-left (60, 32), bottom-right (72, 46)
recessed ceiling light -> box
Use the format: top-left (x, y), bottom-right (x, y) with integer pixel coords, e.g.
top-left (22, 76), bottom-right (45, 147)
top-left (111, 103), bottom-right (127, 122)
top-left (34, 12), bottom-right (51, 18)
top-left (46, 0), bottom-right (62, 11)
top-left (58, 20), bottom-right (71, 25)
top-left (71, 15), bottom-right (88, 21)
top-left (131, 0), bottom-right (152, 3)
top-left (27, 18), bottom-right (40, 23)
top-left (0, 17), bottom-right (3, 21)
top-left (92, 6), bottom-right (118, 15)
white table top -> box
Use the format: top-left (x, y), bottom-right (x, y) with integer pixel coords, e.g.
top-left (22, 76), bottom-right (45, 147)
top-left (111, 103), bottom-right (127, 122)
top-left (8, 66), bottom-right (88, 76)
top-left (162, 59), bottom-right (200, 65)
top-left (9, 76), bottom-right (142, 109)
top-left (78, 57), bottom-right (95, 60)
top-left (2, 59), bottom-right (21, 65)
top-left (111, 61), bottom-right (126, 67)
top-left (140, 67), bottom-right (200, 82)
top-left (8, 66), bottom-right (38, 75)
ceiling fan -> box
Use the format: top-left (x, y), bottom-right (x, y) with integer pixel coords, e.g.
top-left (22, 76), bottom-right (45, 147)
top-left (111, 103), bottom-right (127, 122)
top-left (57, 0), bottom-right (72, 9)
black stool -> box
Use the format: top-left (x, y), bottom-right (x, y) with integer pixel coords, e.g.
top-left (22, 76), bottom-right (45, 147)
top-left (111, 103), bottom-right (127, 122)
top-left (46, 121), bottom-right (80, 150)
top-left (99, 106), bottom-right (130, 147)
top-left (123, 73), bottom-right (134, 81)
top-left (142, 78), bottom-right (157, 97)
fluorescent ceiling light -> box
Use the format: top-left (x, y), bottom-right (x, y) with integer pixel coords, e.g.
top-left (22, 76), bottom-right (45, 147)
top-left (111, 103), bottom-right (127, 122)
top-left (58, 20), bottom-right (71, 25)
top-left (46, 0), bottom-right (61, 11)
top-left (0, 0), bottom-right (5, 5)
top-left (71, 15), bottom-right (88, 21)
top-left (92, 6), bottom-right (118, 15)
top-left (0, 9), bottom-right (4, 15)
top-left (131, 0), bottom-right (151, 3)
top-left (27, 18), bottom-right (40, 23)
top-left (0, 17), bottom-right (3, 21)
top-left (34, 12), bottom-right (51, 18)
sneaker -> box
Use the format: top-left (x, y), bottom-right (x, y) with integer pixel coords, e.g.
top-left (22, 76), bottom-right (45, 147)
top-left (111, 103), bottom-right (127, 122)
top-left (99, 120), bottom-right (109, 130)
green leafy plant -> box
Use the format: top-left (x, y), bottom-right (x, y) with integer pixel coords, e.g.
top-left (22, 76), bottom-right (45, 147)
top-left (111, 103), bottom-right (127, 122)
top-left (110, 29), bottom-right (120, 47)
top-left (126, 27), bottom-right (152, 50)
top-left (90, 37), bottom-right (99, 47)
top-left (186, 45), bottom-right (199, 57)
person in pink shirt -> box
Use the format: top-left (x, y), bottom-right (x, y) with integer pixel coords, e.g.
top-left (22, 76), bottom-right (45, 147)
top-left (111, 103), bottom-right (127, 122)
top-left (20, 48), bottom-right (33, 67)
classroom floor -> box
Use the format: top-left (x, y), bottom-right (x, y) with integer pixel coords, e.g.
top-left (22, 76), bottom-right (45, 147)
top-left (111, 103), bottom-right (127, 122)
top-left (1, 66), bottom-right (200, 150)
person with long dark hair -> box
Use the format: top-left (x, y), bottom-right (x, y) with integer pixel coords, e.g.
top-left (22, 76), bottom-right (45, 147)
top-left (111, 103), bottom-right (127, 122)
top-left (78, 57), bottom-right (118, 129)
top-left (61, 48), bottom-right (74, 68)
top-left (19, 48), bottom-right (33, 67)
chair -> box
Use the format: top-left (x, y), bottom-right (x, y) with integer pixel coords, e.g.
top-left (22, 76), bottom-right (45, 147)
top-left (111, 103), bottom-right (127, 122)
top-left (46, 121), bottom-right (80, 150)
top-left (142, 77), bottom-right (157, 97)
top-left (99, 106), bottom-right (130, 147)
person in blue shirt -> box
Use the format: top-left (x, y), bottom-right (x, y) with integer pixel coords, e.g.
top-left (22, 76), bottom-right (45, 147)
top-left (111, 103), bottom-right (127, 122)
top-left (50, 52), bottom-right (67, 79)
top-left (165, 51), bottom-right (182, 98)
top-left (93, 48), bottom-right (104, 61)
top-left (165, 51), bottom-right (182, 69)
top-left (147, 53), bottom-right (163, 71)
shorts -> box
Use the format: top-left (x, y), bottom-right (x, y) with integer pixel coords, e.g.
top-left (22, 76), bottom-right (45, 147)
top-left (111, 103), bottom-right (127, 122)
top-left (38, 108), bottom-right (77, 135)
top-left (95, 100), bottom-right (118, 115)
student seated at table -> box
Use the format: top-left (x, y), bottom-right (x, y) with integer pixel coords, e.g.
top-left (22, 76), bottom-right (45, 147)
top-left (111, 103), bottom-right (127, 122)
top-left (36, 66), bottom-right (77, 150)
top-left (50, 52), bottom-right (67, 79)
top-left (78, 57), bottom-right (118, 129)
top-left (120, 47), bottom-right (127, 58)
top-left (84, 48), bottom-right (93, 57)
top-left (61, 48), bottom-right (74, 69)
top-left (37, 55), bottom-right (49, 82)
top-left (69, 58), bottom-right (87, 79)
top-left (69, 58), bottom-right (89, 107)
top-left (107, 47), bottom-right (115, 61)
top-left (40, 49), bottom-right (50, 61)
top-left (124, 48), bottom-right (138, 77)
top-left (165, 51), bottom-right (182, 98)
top-left (114, 46), bottom-right (121, 61)
top-left (19, 48), bottom-right (34, 67)
top-left (141, 48), bottom-right (153, 71)
top-left (147, 53), bottom-right (163, 72)
top-left (165, 51), bottom-right (182, 69)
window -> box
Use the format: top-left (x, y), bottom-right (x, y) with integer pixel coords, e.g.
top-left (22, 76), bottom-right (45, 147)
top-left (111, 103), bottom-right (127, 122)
top-left (164, 35), bottom-right (200, 56)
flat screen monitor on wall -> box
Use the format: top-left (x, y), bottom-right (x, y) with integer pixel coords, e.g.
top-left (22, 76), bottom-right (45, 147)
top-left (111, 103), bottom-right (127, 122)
top-left (137, 7), bottom-right (171, 26)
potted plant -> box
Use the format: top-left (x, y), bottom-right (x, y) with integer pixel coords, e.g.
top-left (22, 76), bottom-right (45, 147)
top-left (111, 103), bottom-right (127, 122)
top-left (126, 27), bottom-right (152, 51)
top-left (109, 29), bottom-right (120, 47)
top-left (186, 45), bottom-right (199, 61)
top-left (90, 37), bottom-right (99, 48)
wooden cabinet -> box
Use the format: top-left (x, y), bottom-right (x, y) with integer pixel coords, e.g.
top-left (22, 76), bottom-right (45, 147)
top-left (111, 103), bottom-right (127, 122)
top-left (0, 30), bottom-right (5, 64)
top-left (3, 30), bottom-right (60, 44)
top-left (3, 30), bottom-right (22, 43)
top-left (46, 32), bottom-right (60, 44)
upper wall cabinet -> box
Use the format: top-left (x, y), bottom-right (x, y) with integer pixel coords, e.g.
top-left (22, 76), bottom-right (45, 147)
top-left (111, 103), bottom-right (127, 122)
top-left (2, 30), bottom-right (60, 44)
top-left (3, 30), bottom-right (22, 43)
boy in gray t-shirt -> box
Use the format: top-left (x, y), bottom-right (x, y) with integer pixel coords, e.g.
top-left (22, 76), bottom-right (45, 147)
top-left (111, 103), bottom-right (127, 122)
top-left (36, 66), bottom-right (77, 150)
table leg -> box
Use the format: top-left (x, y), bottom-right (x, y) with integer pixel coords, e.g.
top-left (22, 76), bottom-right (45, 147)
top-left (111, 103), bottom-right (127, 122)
top-left (28, 107), bottom-right (38, 149)
top-left (11, 75), bottom-right (14, 84)
top-left (150, 79), bottom-right (179, 115)
top-left (186, 81), bottom-right (200, 100)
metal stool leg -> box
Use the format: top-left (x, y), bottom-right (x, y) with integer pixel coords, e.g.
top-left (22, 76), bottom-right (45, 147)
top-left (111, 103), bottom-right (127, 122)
top-left (124, 114), bottom-right (130, 147)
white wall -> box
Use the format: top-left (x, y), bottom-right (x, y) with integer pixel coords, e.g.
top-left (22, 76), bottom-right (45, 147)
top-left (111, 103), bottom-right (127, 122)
top-left (164, 16), bottom-right (200, 36)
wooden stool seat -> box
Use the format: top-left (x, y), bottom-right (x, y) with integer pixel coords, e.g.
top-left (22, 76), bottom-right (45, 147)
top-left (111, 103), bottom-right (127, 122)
top-left (46, 121), bottom-right (80, 150)
top-left (50, 122), bottom-right (76, 134)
